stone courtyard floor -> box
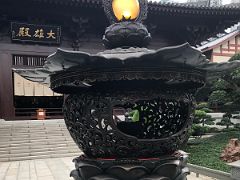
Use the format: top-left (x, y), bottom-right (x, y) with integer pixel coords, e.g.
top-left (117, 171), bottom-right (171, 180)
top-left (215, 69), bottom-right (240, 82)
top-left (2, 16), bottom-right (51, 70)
top-left (0, 157), bottom-right (216, 180)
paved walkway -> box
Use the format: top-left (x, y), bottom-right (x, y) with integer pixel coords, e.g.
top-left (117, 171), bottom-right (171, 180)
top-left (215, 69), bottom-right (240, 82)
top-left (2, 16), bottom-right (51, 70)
top-left (0, 157), bottom-right (73, 180)
top-left (0, 157), bottom-right (216, 180)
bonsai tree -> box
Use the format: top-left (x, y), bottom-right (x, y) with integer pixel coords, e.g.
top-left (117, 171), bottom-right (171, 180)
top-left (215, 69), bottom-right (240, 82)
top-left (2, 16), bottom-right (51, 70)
top-left (216, 112), bottom-right (234, 129)
top-left (194, 110), bottom-right (215, 126)
top-left (208, 80), bottom-right (230, 109)
top-left (190, 103), bottom-right (215, 137)
top-left (190, 124), bottom-right (209, 138)
top-left (196, 102), bottom-right (213, 113)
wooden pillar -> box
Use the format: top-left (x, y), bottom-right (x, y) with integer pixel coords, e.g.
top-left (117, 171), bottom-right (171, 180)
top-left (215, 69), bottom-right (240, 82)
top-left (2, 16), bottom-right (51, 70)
top-left (0, 52), bottom-right (15, 120)
top-left (235, 36), bottom-right (238, 53)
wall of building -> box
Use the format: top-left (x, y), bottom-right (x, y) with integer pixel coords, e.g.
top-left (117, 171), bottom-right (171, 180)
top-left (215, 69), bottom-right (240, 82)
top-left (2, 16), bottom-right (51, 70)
top-left (0, 0), bottom-right (108, 119)
top-left (212, 55), bottom-right (230, 62)
top-left (0, 32), bottom-right (106, 119)
top-left (0, 52), bottom-right (14, 119)
top-left (0, 43), bottom-right (58, 119)
top-left (211, 34), bottom-right (240, 62)
top-left (187, 0), bottom-right (222, 6)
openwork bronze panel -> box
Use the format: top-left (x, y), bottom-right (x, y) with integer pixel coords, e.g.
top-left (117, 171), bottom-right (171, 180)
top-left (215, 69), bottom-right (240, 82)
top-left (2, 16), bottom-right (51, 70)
top-left (63, 86), bottom-right (194, 158)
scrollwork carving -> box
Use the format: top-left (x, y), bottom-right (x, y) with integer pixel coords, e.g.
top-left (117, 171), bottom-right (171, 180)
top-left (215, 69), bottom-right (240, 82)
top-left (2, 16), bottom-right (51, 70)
top-left (63, 87), bottom-right (194, 158)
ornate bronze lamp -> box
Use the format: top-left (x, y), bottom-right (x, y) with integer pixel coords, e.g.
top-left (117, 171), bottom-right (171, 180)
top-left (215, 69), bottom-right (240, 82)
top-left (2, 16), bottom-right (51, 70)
top-left (14, 0), bottom-right (240, 179)
top-left (102, 0), bottom-right (150, 48)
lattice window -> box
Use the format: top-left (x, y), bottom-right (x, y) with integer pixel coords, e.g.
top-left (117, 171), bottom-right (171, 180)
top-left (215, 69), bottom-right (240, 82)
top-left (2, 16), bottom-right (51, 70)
top-left (12, 55), bottom-right (47, 67)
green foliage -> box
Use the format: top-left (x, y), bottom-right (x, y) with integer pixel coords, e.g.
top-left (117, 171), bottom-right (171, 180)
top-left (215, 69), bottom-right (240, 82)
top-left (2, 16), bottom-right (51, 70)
top-left (223, 112), bottom-right (232, 119)
top-left (208, 90), bottom-right (229, 106)
top-left (195, 110), bottom-right (206, 117)
top-left (196, 102), bottom-right (209, 109)
top-left (229, 53), bottom-right (240, 61)
top-left (196, 103), bottom-right (213, 112)
top-left (233, 114), bottom-right (240, 118)
top-left (200, 107), bottom-right (213, 113)
top-left (207, 127), bottom-right (220, 133)
top-left (230, 68), bottom-right (240, 80)
top-left (234, 123), bottom-right (240, 129)
top-left (183, 131), bottom-right (240, 172)
top-left (207, 54), bottom-right (240, 111)
top-left (216, 117), bottom-right (233, 129)
top-left (212, 79), bottom-right (229, 90)
top-left (221, 127), bottom-right (239, 132)
top-left (190, 124), bottom-right (208, 137)
top-left (194, 110), bottom-right (215, 126)
top-left (216, 113), bottom-right (233, 129)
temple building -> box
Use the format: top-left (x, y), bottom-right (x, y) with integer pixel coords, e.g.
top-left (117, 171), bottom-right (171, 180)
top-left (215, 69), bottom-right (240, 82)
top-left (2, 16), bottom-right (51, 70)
top-left (187, 0), bottom-right (222, 6)
top-left (230, 0), bottom-right (240, 4)
top-left (198, 25), bottom-right (240, 62)
top-left (0, 0), bottom-right (240, 120)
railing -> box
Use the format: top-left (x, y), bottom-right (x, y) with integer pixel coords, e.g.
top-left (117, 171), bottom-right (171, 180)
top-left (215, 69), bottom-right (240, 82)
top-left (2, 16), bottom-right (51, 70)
top-left (188, 164), bottom-right (232, 180)
top-left (15, 108), bottom-right (63, 120)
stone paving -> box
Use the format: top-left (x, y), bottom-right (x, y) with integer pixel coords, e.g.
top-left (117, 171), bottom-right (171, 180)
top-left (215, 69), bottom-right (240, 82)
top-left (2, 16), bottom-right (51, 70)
top-left (0, 119), bottom-right (217, 180)
top-left (0, 157), bottom-right (216, 180)
top-left (0, 157), bottom-right (73, 180)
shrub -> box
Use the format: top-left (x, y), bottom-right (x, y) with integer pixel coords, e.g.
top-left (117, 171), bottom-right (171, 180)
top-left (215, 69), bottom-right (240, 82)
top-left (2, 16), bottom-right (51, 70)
top-left (191, 124), bottom-right (208, 137)
top-left (232, 115), bottom-right (240, 119)
top-left (196, 103), bottom-right (213, 113)
top-left (221, 127), bottom-right (239, 132)
top-left (207, 127), bottom-right (220, 133)
top-left (229, 53), bottom-right (240, 61)
top-left (194, 110), bottom-right (215, 126)
top-left (216, 113), bottom-right (234, 129)
top-left (196, 102), bottom-right (209, 109)
top-left (234, 123), bottom-right (240, 129)
top-left (208, 90), bottom-right (229, 106)
top-left (201, 107), bottom-right (213, 113)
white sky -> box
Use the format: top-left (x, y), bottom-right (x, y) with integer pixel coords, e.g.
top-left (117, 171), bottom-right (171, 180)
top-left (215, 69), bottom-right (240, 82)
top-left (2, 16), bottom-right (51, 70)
top-left (151, 0), bottom-right (231, 5)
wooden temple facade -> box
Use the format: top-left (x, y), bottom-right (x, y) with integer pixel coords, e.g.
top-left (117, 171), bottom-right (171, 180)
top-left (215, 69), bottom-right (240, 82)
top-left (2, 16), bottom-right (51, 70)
top-left (0, 0), bottom-right (240, 120)
top-left (198, 26), bottom-right (240, 62)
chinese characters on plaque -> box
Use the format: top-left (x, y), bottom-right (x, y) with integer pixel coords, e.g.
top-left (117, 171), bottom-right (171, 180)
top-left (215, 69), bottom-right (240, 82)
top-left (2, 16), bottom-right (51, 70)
top-left (11, 22), bottom-right (61, 44)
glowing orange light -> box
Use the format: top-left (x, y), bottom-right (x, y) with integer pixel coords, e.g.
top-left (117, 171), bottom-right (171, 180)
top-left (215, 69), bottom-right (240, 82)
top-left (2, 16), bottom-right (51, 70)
top-left (112, 0), bottom-right (140, 21)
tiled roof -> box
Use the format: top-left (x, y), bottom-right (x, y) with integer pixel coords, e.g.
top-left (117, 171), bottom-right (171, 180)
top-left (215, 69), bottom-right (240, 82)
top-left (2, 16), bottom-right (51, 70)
top-left (29, 0), bottom-right (240, 46)
top-left (33, 0), bottom-right (102, 7)
top-left (32, 0), bottom-right (240, 16)
top-left (198, 29), bottom-right (240, 52)
top-left (33, 0), bottom-right (102, 8)
top-left (147, 1), bottom-right (240, 16)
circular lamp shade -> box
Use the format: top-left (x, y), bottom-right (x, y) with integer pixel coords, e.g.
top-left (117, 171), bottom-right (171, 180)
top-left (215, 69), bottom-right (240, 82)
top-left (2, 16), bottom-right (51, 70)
top-left (112, 0), bottom-right (140, 21)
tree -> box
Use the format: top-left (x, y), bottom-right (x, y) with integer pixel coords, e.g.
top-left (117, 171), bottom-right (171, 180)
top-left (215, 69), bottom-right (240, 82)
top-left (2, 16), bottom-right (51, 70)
top-left (208, 53), bottom-right (240, 111)
top-left (216, 113), bottom-right (234, 129)
top-left (196, 102), bottom-right (213, 113)
top-left (194, 110), bottom-right (215, 126)
top-left (190, 103), bottom-right (215, 138)
top-left (208, 90), bottom-right (229, 106)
